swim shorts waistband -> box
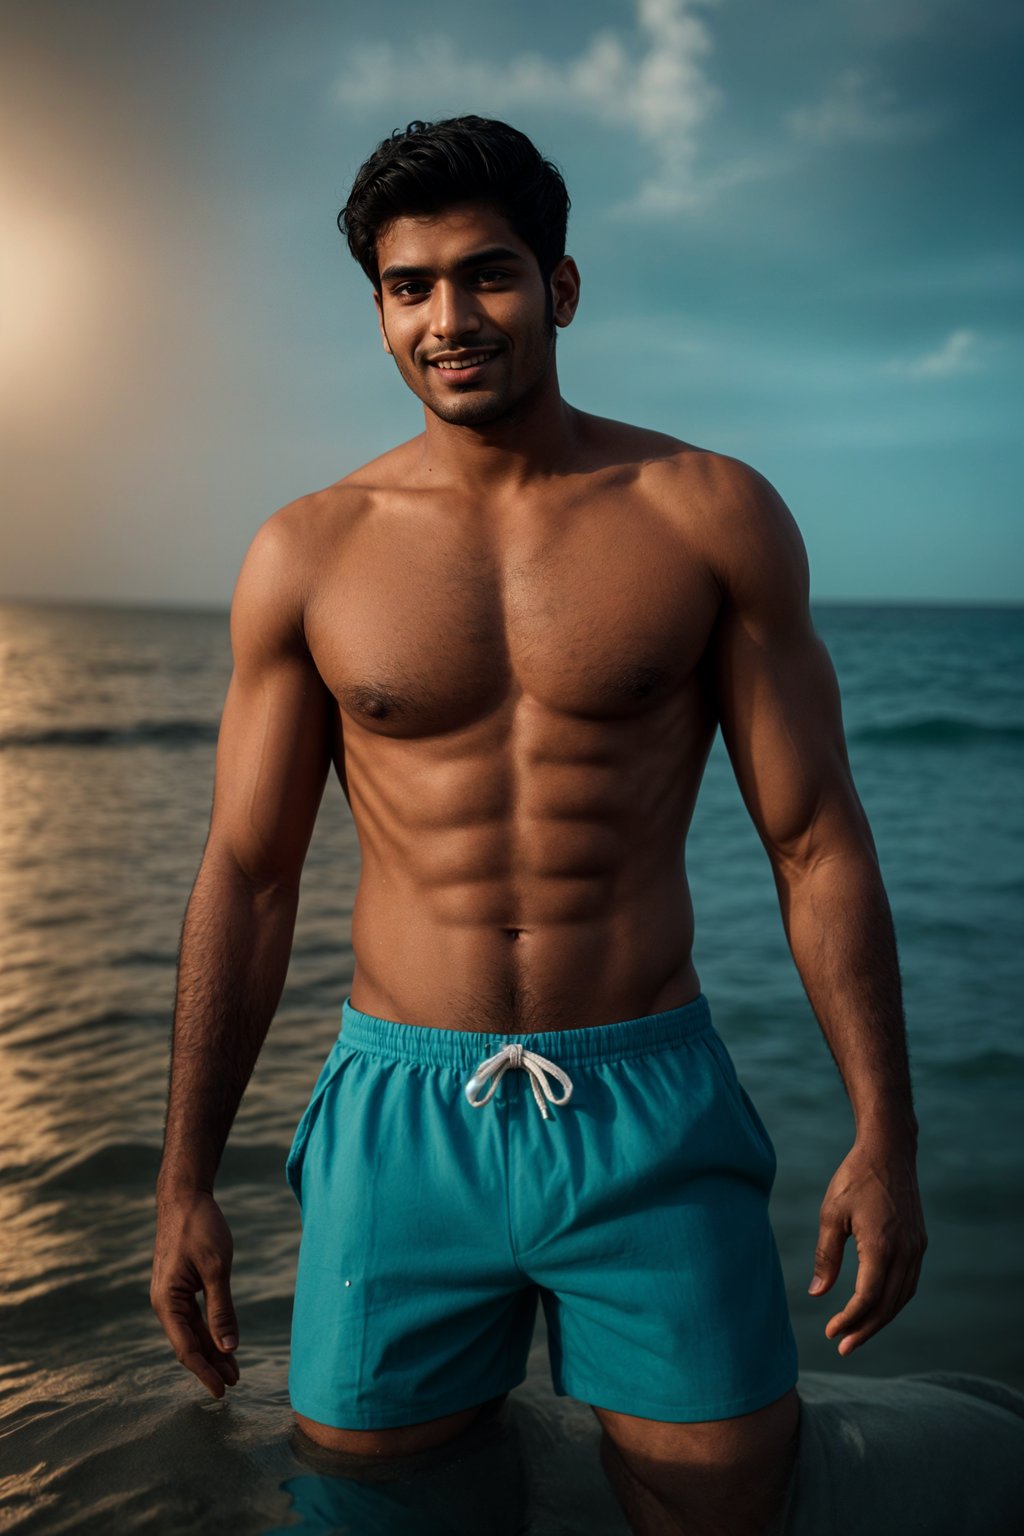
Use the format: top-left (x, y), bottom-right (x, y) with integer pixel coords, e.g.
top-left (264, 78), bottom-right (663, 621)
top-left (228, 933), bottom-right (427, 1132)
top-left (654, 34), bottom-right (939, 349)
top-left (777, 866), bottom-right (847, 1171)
top-left (338, 992), bottom-right (712, 1069)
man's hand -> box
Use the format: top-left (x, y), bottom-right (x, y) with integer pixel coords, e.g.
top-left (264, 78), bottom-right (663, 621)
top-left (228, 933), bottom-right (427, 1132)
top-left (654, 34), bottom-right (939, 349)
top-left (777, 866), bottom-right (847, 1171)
top-left (151, 1188), bottom-right (241, 1399)
top-left (808, 1130), bottom-right (927, 1356)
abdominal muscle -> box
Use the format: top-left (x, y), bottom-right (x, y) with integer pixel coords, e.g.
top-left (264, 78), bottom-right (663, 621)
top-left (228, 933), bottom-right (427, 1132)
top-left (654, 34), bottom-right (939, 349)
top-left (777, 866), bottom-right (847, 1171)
top-left (349, 883), bottom-right (702, 1035)
top-left (343, 704), bottom-right (710, 1034)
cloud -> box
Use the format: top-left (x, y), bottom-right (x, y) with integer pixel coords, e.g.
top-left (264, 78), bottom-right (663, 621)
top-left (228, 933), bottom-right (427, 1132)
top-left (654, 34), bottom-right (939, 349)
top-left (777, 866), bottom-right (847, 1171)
top-left (887, 328), bottom-right (985, 380)
top-left (332, 0), bottom-right (761, 216)
top-left (786, 67), bottom-right (939, 146)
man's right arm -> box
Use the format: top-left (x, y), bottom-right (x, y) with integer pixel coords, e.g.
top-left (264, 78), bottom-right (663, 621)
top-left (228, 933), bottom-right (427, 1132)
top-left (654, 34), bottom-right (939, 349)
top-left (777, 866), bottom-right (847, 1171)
top-left (151, 505), bottom-right (335, 1396)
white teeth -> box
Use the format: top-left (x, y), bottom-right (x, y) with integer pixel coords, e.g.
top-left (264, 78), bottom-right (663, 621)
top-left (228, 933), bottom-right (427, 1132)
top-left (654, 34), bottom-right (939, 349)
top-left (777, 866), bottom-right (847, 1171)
top-left (434, 352), bottom-right (493, 370)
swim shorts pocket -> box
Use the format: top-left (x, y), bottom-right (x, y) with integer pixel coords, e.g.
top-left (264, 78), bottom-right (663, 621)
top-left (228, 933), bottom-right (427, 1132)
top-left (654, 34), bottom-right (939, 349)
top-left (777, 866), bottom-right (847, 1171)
top-left (702, 1027), bottom-right (778, 1182)
top-left (285, 1038), bottom-right (352, 1208)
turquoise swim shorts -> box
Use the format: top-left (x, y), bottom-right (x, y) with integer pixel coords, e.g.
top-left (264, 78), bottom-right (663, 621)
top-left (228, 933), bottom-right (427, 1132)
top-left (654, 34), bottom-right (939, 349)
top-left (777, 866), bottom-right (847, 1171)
top-left (285, 992), bottom-right (799, 1430)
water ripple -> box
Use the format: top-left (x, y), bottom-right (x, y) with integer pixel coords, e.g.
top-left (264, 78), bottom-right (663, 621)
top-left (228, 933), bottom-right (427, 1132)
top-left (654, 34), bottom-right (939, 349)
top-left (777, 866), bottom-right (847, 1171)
top-left (851, 715), bottom-right (1024, 746)
top-left (0, 721), bottom-right (218, 751)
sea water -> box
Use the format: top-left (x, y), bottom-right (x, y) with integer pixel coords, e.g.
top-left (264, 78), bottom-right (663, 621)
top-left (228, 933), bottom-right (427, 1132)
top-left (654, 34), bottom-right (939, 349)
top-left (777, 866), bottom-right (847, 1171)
top-left (0, 598), bottom-right (1021, 1533)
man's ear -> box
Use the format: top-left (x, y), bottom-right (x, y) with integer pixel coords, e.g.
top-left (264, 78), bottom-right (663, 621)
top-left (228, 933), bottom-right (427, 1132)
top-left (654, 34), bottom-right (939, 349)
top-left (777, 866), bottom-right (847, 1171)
top-left (372, 290), bottom-right (393, 355)
top-left (550, 256), bottom-right (581, 330)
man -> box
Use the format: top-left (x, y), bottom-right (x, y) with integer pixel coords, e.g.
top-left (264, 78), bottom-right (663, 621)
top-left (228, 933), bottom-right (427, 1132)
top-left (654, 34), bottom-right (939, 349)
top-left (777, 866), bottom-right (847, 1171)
top-left (151, 116), bottom-right (926, 1535)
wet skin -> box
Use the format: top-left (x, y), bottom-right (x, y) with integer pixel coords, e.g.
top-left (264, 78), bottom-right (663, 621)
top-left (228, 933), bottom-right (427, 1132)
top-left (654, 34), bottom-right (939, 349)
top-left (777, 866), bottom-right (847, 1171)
top-left (154, 204), bottom-right (925, 1534)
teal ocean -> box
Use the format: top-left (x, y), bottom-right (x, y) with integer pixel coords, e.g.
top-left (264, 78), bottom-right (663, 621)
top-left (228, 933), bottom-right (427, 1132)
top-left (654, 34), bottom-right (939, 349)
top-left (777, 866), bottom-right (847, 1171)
top-left (0, 598), bottom-right (1021, 1533)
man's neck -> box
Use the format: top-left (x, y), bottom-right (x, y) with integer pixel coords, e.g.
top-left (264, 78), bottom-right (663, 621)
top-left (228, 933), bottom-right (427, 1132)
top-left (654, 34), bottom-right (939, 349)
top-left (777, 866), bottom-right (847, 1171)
top-left (415, 367), bottom-right (583, 499)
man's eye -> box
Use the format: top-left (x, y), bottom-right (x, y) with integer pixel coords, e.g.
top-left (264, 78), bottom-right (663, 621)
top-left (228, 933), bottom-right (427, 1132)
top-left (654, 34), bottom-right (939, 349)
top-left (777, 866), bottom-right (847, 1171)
top-left (474, 270), bottom-right (507, 283)
top-left (393, 282), bottom-right (426, 297)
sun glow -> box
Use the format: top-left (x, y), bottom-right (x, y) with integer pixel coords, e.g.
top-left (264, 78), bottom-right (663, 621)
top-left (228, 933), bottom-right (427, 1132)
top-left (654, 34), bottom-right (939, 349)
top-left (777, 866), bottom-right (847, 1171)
top-left (0, 179), bottom-right (104, 422)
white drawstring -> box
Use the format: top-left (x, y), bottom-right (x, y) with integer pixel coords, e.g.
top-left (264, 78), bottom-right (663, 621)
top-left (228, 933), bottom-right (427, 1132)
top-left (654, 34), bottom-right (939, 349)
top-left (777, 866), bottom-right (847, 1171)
top-left (464, 1042), bottom-right (574, 1120)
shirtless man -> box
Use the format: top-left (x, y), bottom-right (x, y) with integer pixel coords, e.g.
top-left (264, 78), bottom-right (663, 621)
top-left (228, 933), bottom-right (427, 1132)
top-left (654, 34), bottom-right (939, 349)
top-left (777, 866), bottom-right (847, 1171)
top-left (151, 117), bottom-right (927, 1535)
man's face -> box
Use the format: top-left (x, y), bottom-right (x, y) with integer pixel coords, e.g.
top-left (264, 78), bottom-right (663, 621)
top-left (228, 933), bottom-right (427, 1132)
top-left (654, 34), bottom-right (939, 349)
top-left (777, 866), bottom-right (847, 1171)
top-left (372, 203), bottom-right (570, 428)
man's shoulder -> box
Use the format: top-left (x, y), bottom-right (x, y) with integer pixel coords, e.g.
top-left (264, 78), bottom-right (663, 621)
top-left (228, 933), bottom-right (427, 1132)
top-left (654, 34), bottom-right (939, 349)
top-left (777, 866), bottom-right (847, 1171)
top-left (268, 439), bottom-right (423, 540)
top-left (627, 432), bottom-right (770, 506)
top-left (621, 433), bottom-right (807, 602)
top-left (246, 440), bottom-right (423, 610)
top-left (236, 471), bottom-right (377, 613)
top-left (574, 410), bottom-right (702, 471)
top-left (615, 430), bottom-right (778, 529)
top-left (579, 414), bottom-right (772, 504)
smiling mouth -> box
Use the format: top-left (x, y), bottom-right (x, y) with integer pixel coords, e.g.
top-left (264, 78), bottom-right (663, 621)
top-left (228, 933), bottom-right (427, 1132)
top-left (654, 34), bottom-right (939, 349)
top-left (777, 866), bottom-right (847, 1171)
top-left (428, 350), bottom-right (500, 372)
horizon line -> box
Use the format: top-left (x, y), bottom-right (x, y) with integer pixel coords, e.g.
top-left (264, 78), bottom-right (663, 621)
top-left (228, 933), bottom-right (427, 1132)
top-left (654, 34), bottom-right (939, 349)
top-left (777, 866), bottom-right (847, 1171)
top-left (2, 593), bottom-right (1023, 617)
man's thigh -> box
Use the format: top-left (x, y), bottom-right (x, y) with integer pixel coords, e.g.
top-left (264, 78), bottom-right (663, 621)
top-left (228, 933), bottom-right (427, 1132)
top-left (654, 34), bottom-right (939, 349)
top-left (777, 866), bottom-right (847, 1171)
top-left (595, 1387), bottom-right (801, 1536)
top-left (530, 1006), bottom-right (799, 1422)
top-left (285, 1012), bottom-right (538, 1431)
top-left (285, 1393), bottom-right (528, 1536)
top-left (292, 1390), bottom-right (510, 1460)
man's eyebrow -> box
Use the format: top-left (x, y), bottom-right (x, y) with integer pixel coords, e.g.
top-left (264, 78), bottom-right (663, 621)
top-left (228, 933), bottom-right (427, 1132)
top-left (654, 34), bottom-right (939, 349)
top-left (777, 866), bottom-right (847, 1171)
top-left (379, 247), bottom-right (523, 284)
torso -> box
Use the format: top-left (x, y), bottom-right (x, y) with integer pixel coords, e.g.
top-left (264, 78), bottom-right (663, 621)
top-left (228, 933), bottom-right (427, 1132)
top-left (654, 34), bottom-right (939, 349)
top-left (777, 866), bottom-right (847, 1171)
top-left (298, 412), bottom-right (729, 1032)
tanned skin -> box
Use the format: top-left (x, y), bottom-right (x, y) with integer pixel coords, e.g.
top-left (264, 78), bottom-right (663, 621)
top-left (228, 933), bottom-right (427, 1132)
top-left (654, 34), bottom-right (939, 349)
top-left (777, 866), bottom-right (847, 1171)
top-left (151, 204), bottom-right (926, 1535)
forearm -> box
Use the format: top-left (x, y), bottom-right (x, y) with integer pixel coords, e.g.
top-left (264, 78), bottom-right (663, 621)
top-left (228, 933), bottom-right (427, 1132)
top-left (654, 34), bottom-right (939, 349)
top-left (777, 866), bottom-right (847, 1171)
top-left (774, 843), bottom-right (918, 1142)
top-left (157, 853), bottom-right (300, 1195)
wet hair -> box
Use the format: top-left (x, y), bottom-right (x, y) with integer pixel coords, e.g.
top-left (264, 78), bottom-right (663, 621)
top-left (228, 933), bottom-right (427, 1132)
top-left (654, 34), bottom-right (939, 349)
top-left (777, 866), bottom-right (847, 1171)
top-left (339, 115), bottom-right (571, 292)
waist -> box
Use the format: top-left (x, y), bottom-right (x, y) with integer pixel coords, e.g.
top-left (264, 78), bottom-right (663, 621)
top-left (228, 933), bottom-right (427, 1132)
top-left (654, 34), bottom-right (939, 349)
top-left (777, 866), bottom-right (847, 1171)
top-left (338, 991), bottom-right (712, 1068)
top-left (349, 890), bottom-right (699, 1032)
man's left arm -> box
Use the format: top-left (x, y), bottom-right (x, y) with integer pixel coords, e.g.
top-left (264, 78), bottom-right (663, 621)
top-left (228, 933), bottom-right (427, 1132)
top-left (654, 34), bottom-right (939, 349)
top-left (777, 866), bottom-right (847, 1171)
top-left (707, 458), bottom-right (927, 1358)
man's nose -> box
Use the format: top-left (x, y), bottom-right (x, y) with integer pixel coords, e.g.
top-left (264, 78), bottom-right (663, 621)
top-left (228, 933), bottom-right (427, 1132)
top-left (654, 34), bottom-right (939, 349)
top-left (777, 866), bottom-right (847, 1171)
top-left (430, 280), bottom-right (482, 341)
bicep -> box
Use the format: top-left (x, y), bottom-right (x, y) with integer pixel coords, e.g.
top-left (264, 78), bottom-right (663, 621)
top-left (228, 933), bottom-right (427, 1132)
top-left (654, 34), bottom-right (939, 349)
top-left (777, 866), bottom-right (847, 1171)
top-left (206, 516), bottom-right (334, 890)
top-left (710, 470), bottom-right (873, 871)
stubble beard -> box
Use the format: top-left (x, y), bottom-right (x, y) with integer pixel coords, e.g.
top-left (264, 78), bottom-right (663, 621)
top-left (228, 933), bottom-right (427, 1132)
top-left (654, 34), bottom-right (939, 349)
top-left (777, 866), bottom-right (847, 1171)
top-left (391, 294), bottom-right (557, 429)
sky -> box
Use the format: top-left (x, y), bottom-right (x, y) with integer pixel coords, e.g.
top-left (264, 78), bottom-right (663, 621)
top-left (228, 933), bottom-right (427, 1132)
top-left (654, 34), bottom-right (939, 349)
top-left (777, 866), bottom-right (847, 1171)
top-left (0, 0), bottom-right (1021, 607)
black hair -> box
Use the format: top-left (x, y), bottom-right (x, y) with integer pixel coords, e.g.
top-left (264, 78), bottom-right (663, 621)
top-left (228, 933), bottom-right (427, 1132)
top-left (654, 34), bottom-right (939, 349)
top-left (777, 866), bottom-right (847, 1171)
top-left (339, 115), bottom-right (570, 292)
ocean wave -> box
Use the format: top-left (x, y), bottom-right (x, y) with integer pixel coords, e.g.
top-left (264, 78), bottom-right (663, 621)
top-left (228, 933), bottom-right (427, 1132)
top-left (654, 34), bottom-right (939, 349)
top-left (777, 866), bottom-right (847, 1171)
top-left (21, 1139), bottom-right (296, 1195)
top-left (927, 1049), bottom-right (1024, 1082)
top-left (851, 716), bottom-right (1024, 746)
top-left (6, 1141), bottom-right (162, 1194)
top-left (0, 721), bottom-right (218, 750)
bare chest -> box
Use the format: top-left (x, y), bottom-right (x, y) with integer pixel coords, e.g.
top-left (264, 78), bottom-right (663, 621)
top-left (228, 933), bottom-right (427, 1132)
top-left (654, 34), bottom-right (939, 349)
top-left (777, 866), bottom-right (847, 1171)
top-left (304, 493), bottom-right (720, 737)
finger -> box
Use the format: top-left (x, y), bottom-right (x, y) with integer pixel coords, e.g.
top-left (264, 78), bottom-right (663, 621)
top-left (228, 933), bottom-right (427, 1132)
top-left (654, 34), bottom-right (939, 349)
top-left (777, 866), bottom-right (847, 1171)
top-left (193, 1308), bottom-right (240, 1386)
top-left (161, 1308), bottom-right (229, 1399)
top-left (834, 1260), bottom-right (908, 1356)
top-left (202, 1273), bottom-right (240, 1357)
top-left (213, 1351), bottom-right (240, 1386)
top-left (193, 1302), bottom-right (241, 1388)
top-left (832, 1230), bottom-right (927, 1355)
top-left (809, 1212), bottom-right (847, 1297)
top-left (824, 1247), bottom-right (888, 1340)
